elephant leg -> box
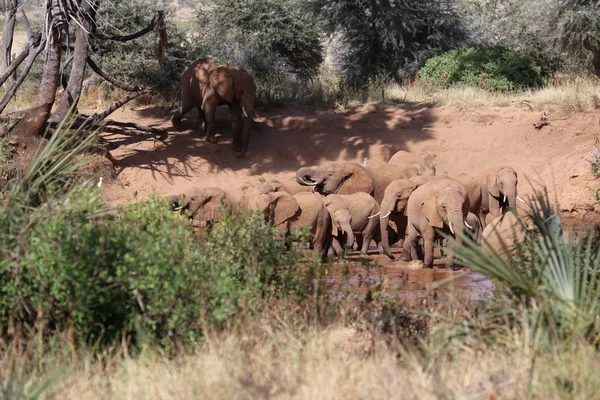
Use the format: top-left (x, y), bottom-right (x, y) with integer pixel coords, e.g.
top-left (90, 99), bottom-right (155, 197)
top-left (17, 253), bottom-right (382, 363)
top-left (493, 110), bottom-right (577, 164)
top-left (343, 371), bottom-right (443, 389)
top-left (391, 214), bottom-right (407, 248)
top-left (355, 235), bottom-right (363, 252)
top-left (312, 224), bottom-right (329, 262)
top-left (202, 98), bottom-right (218, 144)
top-left (479, 209), bottom-right (488, 231)
top-left (423, 229), bottom-right (435, 268)
top-left (399, 224), bottom-right (416, 262)
top-left (171, 94), bottom-right (195, 127)
top-left (229, 102), bottom-right (243, 152)
top-left (489, 194), bottom-right (501, 219)
top-left (331, 237), bottom-right (344, 261)
top-left (438, 238), bottom-right (445, 257)
top-left (360, 217), bottom-right (379, 255)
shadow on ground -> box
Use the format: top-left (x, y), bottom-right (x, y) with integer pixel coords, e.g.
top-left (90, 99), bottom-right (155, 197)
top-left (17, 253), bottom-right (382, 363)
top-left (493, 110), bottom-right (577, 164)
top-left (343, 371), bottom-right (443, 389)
top-left (103, 102), bottom-right (438, 180)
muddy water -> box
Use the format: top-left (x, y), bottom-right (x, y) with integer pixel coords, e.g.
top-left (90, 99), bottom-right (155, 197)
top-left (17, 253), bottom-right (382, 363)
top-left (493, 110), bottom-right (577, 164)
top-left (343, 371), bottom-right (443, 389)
top-left (327, 211), bottom-right (600, 304)
top-left (327, 246), bottom-right (493, 305)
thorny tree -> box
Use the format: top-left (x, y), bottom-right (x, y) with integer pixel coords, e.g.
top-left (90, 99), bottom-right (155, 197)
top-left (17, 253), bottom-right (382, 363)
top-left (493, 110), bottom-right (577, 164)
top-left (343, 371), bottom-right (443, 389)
top-left (0, 0), bottom-right (167, 144)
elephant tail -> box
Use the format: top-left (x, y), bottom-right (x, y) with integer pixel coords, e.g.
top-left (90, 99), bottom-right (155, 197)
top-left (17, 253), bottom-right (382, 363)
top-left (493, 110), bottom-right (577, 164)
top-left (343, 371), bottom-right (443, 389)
top-left (163, 87), bottom-right (182, 115)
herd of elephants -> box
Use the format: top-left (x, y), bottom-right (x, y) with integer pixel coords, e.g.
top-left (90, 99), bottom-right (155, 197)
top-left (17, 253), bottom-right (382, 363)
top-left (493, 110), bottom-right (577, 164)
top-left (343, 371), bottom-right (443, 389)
top-left (169, 58), bottom-right (528, 271)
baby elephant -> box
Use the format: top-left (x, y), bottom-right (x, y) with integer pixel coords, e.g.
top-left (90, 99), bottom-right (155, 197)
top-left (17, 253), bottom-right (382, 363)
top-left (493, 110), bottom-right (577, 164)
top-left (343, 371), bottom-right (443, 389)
top-left (322, 192), bottom-right (381, 258)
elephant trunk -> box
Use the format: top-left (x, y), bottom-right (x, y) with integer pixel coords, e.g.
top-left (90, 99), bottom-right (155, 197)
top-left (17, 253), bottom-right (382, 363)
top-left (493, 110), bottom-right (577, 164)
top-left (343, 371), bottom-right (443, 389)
top-left (342, 222), bottom-right (355, 249)
top-left (296, 167), bottom-right (318, 186)
top-left (379, 197), bottom-right (397, 259)
top-left (503, 188), bottom-right (517, 212)
top-left (380, 213), bottom-right (394, 259)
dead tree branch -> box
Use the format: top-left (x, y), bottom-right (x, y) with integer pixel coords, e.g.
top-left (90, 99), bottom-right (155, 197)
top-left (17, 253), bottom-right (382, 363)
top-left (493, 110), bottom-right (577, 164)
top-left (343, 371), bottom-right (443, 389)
top-left (0, 34), bottom-right (46, 115)
top-left (86, 57), bottom-right (144, 92)
top-left (0, 48), bottom-right (29, 87)
top-left (91, 11), bottom-right (164, 42)
top-left (91, 89), bottom-right (150, 121)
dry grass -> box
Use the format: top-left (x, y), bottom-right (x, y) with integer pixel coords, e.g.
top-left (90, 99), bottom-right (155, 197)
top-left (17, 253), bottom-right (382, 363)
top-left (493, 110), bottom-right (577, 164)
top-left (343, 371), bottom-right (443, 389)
top-left (347, 77), bottom-right (600, 112)
top-left (6, 324), bottom-right (595, 400)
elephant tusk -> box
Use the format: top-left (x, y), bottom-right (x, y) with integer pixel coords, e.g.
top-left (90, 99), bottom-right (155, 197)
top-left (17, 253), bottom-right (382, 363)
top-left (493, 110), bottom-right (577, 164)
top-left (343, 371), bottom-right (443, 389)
top-left (503, 195), bottom-right (507, 203)
top-left (173, 206), bottom-right (183, 211)
top-left (368, 212), bottom-right (380, 219)
top-left (254, 110), bottom-right (260, 119)
top-left (242, 106), bottom-right (249, 118)
top-left (380, 211), bottom-right (392, 219)
top-left (298, 177), bottom-right (318, 186)
top-left (448, 221), bottom-right (455, 235)
top-left (517, 195), bottom-right (527, 203)
top-left (464, 220), bottom-right (473, 229)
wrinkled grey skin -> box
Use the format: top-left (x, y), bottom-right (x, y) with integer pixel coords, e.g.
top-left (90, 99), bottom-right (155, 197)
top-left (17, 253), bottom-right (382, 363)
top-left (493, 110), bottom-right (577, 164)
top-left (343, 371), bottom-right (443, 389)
top-left (400, 178), bottom-right (470, 270)
top-left (480, 166), bottom-right (521, 229)
top-left (378, 176), bottom-right (433, 260)
top-left (323, 192), bottom-right (380, 259)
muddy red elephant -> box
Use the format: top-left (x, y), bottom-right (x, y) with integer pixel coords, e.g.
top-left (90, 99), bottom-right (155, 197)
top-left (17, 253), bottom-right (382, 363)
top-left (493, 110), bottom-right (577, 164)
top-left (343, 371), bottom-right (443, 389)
top-left (171, 58), bottom-right (257, 158)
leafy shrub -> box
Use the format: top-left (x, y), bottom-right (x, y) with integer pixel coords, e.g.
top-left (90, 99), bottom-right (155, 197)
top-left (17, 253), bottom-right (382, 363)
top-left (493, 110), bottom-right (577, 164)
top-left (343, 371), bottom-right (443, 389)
top-left (206, 0), bottom-right (324, 80)
top-left (311, 0), bottom-right (466, 86)
top-left (419, 45), bottom-right (544, 92)
top-left (92, 0), bottom-right (196, 93)
top-left (0, 190), bottom-right (320, 348)
top-left (450, 189), bottom-right (600, 348)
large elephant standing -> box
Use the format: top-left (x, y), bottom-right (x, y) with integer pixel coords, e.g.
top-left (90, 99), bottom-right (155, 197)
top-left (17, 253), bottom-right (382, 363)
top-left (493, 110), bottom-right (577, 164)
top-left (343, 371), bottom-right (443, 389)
top-left (171, 58), bottom-right (257, 158)
top-left (479, 166), bottom-right (525, 229)
top-left (289, 192), bottom-right (332, 262)
top-left (295, 162), bottom-right (413, 204)
top-left (322, 192), bottom-right (381, 258)
top-left (400, 178), bottom-right (470, 270)
top-left (378, 176), bottom-right (433, 260)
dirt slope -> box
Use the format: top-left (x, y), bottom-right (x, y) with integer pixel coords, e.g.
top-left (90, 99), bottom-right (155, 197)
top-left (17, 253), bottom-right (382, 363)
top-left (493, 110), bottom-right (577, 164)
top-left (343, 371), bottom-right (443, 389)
top-left (99, 103), bottom-right (600, 212)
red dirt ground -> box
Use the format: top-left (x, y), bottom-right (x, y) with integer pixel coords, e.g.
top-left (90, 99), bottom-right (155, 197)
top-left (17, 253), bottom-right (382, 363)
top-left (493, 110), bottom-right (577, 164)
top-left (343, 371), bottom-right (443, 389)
top-left (96, 103), bottom-right (600, 300)
top-left (99, 103), bottom-right (600, 214)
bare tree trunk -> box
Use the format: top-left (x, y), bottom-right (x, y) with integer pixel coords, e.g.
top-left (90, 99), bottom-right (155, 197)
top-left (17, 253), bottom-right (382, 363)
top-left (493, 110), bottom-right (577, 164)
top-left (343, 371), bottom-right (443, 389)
top-left (36, 0), bottom-right (67, 108)
top-left (0, 0), bottom-right (18, 87)
top-left (593, 49), bottom-right (600, 79)
top-left (51, 0), bottom-right (95, 122)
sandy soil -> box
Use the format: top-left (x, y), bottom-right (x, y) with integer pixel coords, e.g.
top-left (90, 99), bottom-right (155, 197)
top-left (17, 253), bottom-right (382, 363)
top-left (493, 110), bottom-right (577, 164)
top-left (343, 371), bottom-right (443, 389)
top-left (100, 103), bottom-right (600, 215)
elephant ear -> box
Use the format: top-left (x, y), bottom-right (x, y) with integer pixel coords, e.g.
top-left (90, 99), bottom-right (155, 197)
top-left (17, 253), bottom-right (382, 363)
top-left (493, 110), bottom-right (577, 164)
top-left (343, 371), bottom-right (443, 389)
top-left (268, 192), bottom-right (299, 225)
top-left (337, 163), bottom-right (374, 195)
top-left (331, 223), bottom-right (338, 237)
top-left (210, 67), bottom-right (234, 103)
top-left (486, 170), bottom-right (500, 197)
top-left (421, 196), bottom-right (443, 229)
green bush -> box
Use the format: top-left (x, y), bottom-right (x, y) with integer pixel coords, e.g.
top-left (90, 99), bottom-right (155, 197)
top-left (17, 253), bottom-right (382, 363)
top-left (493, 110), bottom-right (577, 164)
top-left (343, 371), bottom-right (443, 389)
top-left (419, 45), bottom-right (544, 92)
top-left (0, 190), bottom-right (320, 348)
top-left (91, 0), bottom-right (195, 93)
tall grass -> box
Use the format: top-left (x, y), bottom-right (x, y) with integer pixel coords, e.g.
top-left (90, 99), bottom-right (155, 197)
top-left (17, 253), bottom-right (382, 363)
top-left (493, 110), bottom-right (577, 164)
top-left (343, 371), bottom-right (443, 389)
top-left (448, 188), bottom-right (600, 349)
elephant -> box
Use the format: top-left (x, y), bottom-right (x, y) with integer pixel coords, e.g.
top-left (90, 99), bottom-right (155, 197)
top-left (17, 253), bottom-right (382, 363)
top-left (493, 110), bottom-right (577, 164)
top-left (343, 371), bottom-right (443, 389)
top-left (479, 166), bottom-right (526, 229)
top-left (170, 186), bottom-right (234, 228)
top-left (256, 177), bottom-right (315, 196)
top-left (169, 186), bottom-right (298, 230)
top-left (399, 178), bottom-right (471, 270)
top-left (388, 150), bottom-right (437, 177)
top-left (455, 174), bottom-right (483, 225)
top-left (378, 176), bottom-right (433, 260)
top-left (296, 162), bottom-right (375, 198)
top-left (289, 192), bottom-right (333, 262)
top-left (171, 58), bottom-right (257, 158)
top-left (322, 192), bottom-right (381, 258)
top-left (295, 162), bottom-right (415, 205)
top-left (481, 210), bottom-right (533, 261)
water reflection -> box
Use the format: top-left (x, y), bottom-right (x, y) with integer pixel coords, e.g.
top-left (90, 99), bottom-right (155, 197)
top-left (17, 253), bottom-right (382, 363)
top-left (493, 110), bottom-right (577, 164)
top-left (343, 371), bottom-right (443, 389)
top-left (327, 246), bottom-right (493, 305)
